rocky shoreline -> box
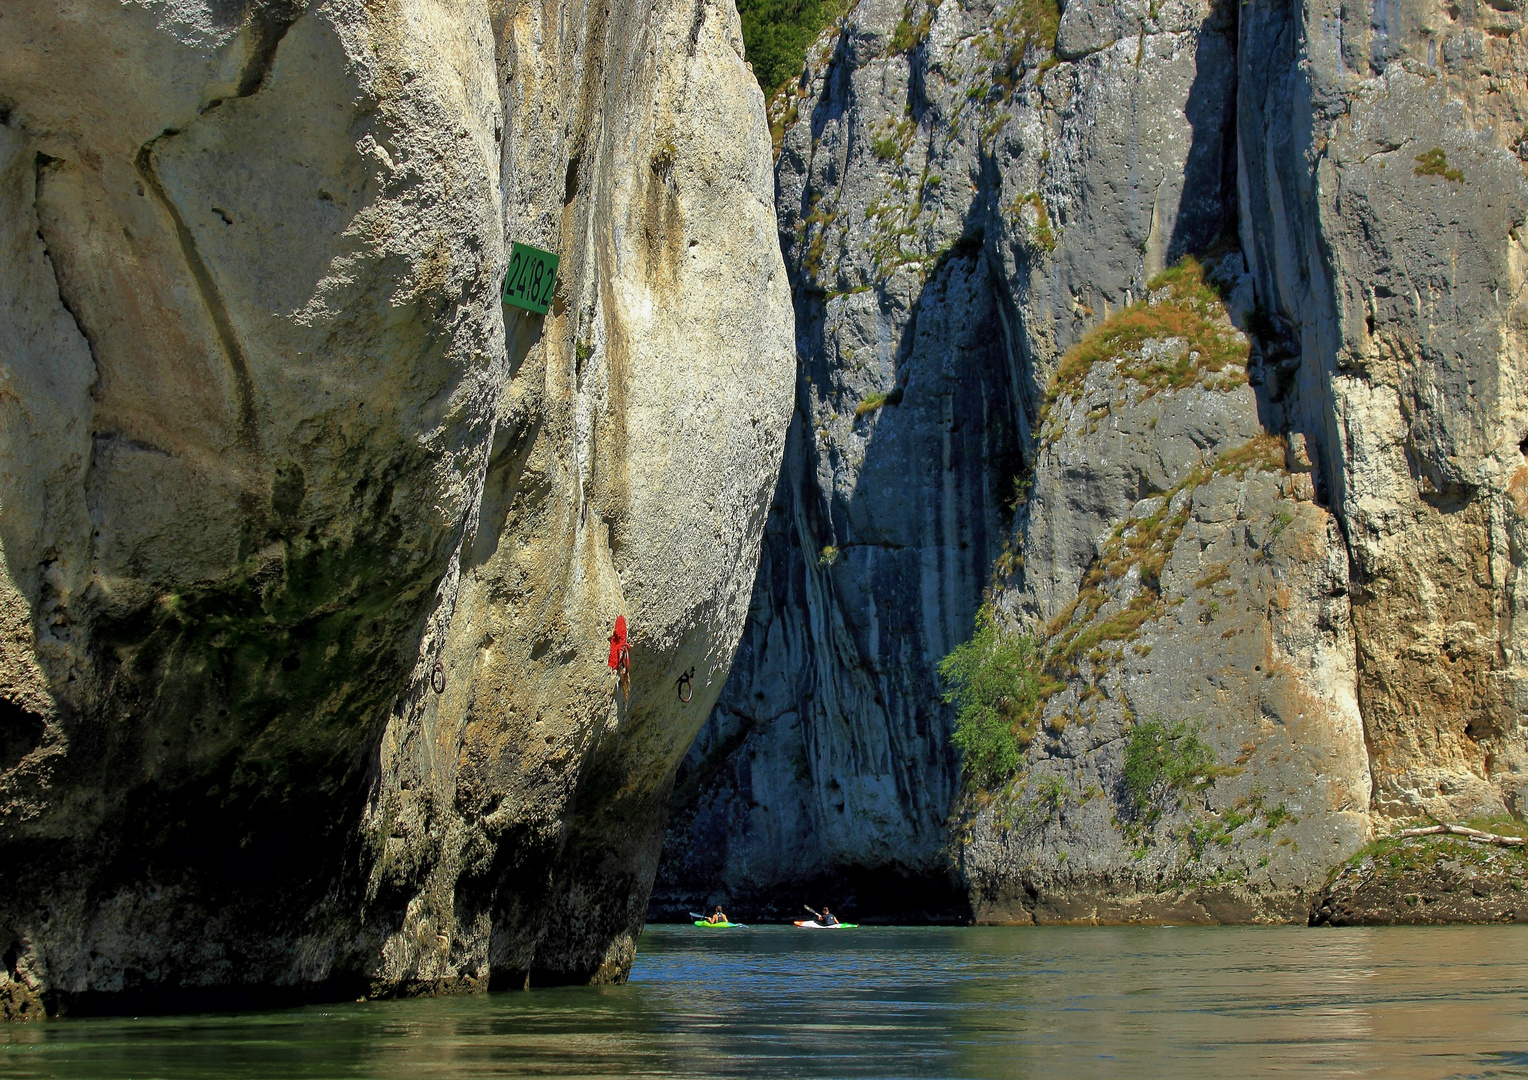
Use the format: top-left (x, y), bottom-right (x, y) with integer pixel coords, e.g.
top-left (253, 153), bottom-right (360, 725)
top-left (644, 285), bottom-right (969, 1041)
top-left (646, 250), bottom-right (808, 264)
top-left (1311, 833), bottom-right (1528, 926)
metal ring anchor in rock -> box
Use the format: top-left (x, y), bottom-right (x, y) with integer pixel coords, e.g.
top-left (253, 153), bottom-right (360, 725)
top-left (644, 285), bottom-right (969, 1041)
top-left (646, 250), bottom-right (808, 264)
top-left (431, 660), bottom-right (446, 694)
top-left (676, 666), bottom-right (696, 703)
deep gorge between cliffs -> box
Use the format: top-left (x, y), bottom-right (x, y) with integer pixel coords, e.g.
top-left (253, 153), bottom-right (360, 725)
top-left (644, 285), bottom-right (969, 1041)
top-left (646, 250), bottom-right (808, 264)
top-left (655, 0), bottom-right (1528, 925)
top-left (2, 0), bottom-right (1528, 1020)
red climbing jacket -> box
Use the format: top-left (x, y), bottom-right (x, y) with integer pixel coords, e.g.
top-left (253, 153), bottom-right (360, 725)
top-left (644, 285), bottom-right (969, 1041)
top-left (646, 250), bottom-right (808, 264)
top-left (608, 616), bottom-right (628, 670)
top-left (608, 615), bottom-right (631, 702)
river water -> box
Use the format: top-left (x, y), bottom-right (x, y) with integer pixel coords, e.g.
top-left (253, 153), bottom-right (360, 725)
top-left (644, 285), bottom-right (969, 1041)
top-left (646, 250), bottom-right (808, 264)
top-left (3, 925), bottom-right (1527, 1079)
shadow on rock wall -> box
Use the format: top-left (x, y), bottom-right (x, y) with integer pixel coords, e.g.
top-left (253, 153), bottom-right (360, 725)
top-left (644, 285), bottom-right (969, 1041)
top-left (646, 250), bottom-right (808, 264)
top-left (653, 238), bottom-right (1019, 923)
top-left (655, 0), bottom-right (1247, 922)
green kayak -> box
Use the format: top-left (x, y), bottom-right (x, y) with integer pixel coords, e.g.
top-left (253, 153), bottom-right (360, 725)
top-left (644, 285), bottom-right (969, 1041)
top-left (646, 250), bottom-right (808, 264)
top-left (693, 919), bottom-right (745, 928)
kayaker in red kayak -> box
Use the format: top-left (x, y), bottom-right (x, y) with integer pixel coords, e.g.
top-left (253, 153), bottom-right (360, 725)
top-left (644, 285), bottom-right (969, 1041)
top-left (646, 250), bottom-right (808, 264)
top-left (807, 905), bottom-right (839, 926)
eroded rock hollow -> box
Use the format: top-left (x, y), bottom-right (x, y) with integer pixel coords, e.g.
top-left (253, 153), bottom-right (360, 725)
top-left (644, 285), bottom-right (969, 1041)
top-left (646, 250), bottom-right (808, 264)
top-left (0, 0), bottom-right (793, 1015)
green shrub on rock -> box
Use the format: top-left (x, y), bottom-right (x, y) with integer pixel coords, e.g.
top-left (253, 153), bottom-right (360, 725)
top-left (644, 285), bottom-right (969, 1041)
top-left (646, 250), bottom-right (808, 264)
top-left (939, 607), bottom-right (1052, 789)
top-left (1413, 147), bottom-right (1463, 183)
top-left (1122, 717), bottom-right (1232, 807)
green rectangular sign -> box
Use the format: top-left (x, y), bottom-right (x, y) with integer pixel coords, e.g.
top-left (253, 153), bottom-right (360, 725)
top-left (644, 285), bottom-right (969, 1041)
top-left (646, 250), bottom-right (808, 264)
top-left (503, 241), bottom-right (559, 314)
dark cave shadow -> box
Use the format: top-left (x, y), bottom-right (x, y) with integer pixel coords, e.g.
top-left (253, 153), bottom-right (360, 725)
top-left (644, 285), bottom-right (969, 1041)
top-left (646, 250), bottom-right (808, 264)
top-left (1226, 0), bottom-right (1347, 510)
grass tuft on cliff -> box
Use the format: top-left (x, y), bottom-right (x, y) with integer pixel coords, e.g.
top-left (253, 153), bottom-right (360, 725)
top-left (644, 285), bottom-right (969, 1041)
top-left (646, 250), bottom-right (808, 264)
top-left (1009, 191), bottom-right (1056, 252)
top-left (1413, 147), bottom-right (1463, 183)
top-left (855, 386), bottom-right (903, 416)
top-left (1041, 256), bottom-right (1249, 444)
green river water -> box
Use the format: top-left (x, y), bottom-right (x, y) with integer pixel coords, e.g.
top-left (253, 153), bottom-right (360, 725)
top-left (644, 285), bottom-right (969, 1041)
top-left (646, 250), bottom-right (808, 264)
top-left (2, 925), bottom-right (1526, 1079)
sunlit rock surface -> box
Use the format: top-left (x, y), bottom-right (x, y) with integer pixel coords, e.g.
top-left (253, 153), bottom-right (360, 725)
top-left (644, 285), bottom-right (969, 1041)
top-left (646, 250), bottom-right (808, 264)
top-left (0, 0), bottom-right (792, 1015)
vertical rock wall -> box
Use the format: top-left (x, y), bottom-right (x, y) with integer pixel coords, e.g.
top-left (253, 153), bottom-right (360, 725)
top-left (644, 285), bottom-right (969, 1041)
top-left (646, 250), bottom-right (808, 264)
top-left (655, 0), bottom-right (1244, 918)
top-left (0, 0), bottom-right (792, 1015)
top-left (1237, 0), bottom-right (1528, 822)
top-left (660, 0), bottom-right (1528, 920)
top-left (965, 256), bottom-right (1373, 921)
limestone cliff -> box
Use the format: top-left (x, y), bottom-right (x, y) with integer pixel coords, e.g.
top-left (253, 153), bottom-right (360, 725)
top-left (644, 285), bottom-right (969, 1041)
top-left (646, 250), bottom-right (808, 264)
top-left (0, 0), bottom-right (792, 1015)
top-left (961, 256), bottom-right (1371, 920)
top-left (658, 0), bottom-right (1528, 921)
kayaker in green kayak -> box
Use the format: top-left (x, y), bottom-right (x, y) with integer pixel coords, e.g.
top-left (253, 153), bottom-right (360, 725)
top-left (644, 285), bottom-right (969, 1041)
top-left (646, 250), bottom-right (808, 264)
top-left (704, 906), bottom-right (729, 925)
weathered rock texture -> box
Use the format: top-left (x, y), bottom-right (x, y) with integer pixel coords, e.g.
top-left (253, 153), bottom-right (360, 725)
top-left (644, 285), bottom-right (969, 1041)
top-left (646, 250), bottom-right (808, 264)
top-left (1238, 0), bottom-right (1528, 825)
top-left (961, 258), bottom-right (1372, 922)
top-left (0, 0), bottom-right (792, 1015)
top-left (659, 0), bottom-right (1528, 921)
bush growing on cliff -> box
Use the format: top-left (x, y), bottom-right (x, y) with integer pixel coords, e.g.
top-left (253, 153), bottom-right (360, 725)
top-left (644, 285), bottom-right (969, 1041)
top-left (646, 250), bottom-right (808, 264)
top-left (939, 607), bottom-right (1050, 789)
top-left (738, 0), bottom-right (849, 94)
top-left (1121, 717), bottom-right (1231, 808)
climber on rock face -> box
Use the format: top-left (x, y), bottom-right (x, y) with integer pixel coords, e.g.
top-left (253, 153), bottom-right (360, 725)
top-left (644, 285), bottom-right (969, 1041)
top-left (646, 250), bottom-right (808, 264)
top-left (607, 615), bottom-right (627, 667)
top-left (608, 615), bottom-right (630, 700)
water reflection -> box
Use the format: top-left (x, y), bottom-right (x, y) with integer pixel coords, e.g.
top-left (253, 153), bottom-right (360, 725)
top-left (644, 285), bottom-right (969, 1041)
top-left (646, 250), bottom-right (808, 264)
top-left (2, 926), bottom-right (1525, 1079)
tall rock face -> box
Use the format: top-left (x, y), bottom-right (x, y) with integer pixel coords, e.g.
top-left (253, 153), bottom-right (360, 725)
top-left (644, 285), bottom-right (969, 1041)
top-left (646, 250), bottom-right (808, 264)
top-left (963, 257), bottom-right (1373, 921)
top-left (1236, 0), bottom-right (1528, 824)
top-left (659, 0), bottom-right (1528, 921)
top-left (0, 0), bottom-right (792, 1015)
top-left (655, 0), bottom-right (1243, 917)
